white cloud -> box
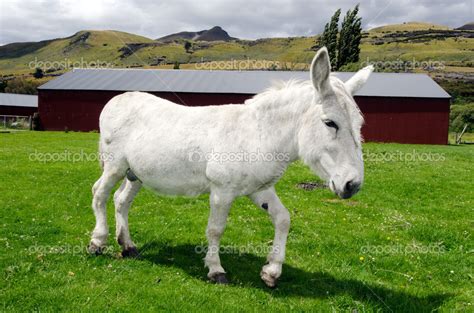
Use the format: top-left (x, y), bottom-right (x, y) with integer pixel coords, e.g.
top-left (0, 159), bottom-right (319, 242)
top-left (0, 0), bottom-right (472, 45)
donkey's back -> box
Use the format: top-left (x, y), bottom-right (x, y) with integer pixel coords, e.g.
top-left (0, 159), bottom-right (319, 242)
top-left (98, 91), bottom-right (250, 196)
top-left (100, 91), bottom-right (244, 146)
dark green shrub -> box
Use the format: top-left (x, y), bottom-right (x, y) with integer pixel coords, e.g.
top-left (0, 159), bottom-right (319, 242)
top-left (450, 104), bottom-right (474, 132)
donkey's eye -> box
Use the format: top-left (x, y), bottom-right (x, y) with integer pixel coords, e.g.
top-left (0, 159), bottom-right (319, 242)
top-left (323, 120), bottom-right (339, 131)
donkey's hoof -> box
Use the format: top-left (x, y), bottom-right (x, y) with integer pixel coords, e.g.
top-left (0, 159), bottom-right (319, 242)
top-left (121, 246), bottom-right (139, 258)
top-left (87, 242), bottom-right (104, 256)
top-left (209, 272), bottom-right (229, 284)
top-left (260, 269), bottom-right (278, 288)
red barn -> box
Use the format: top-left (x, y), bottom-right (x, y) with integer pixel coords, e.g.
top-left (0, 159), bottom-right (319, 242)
top-left (38, 69), bottom-right (451, 144)
top-left (0, 93), bottom-right (38, 117)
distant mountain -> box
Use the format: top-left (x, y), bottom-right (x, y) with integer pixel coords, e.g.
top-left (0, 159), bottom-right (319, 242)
top-left (157, 26), bottom-right (237, 42)
top-left (456, 22), bottom-right (474, 30)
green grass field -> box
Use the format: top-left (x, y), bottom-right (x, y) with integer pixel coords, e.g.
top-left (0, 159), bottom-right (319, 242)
top-left (1, 131), bottom-right (473, 312)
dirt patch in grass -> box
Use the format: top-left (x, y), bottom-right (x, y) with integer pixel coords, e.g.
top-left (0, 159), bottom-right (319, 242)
top-left (296, 181), bottom-right (327, 191)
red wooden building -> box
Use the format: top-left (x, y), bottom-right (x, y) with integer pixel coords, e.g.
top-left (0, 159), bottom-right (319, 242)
top-left (0, 93), bottom-right (38, 117)
top-left (38, 69), bottom-right (451, 144)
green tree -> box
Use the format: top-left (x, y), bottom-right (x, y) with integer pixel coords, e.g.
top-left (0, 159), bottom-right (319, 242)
top-left (0, 80), bottom-right (7, 93)
top-left (33, 68), bottom-right (44, 79)
top-left (4, 78), bottom-right (40, 95)
top-left (347, 5), bottom-right (362, 64)
top-left (320, 9), bottom-right (340, 69)
top-left (337, 4), bottom-right (362, 69)
top-left (184, 41), bottom-right (193, 53)
top-left (450, 104), bottom-right (474, 133)
top-left (173, 61), bottom-right (180, 69)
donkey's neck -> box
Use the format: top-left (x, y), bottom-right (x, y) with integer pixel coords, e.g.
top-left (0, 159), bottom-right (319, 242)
top-left (245, 82), bottom-right (314, 162)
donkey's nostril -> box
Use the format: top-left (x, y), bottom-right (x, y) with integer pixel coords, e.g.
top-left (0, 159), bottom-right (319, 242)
top-left (344, 180), bottom-right (360, 195)
top-left (345, 180), bottom-right (353, 193)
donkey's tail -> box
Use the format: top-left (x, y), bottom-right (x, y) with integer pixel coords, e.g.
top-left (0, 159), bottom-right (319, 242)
top-left (98, 135), bottom-right (105, 170)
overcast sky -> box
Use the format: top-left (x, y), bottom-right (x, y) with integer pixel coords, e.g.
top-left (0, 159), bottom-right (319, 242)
top-left (0, 0), bottom-right (472, 45)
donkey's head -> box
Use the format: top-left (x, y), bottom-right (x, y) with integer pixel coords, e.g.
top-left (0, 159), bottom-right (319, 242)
top-left (298, 47), bottom-right (373, 199)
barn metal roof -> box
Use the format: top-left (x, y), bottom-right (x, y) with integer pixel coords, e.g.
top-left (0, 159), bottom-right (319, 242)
top-left (38, 68), bottom-right (451, 99)
top-left (0, 93), bottom-right (38, 107)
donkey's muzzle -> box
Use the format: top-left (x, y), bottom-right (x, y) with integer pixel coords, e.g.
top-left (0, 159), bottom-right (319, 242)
top-left (340, 180), bottom-right (361, 199)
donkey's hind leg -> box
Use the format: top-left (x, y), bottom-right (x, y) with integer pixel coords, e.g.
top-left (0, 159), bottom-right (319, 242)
top-left (88, 166), bottom-right (125, 255)
top-left (205, 188), bottom-right (235, 284)
top-left (114, 178), bottom-right (142, 257)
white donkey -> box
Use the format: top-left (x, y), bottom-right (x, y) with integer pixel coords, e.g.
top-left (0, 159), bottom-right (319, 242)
top-left (88, 47), bottom-right (373, 287)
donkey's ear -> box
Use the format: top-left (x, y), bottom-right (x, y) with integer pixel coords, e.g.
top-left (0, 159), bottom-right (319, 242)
top-left (345, 65), bottom-right (374, 95)
top-left (310, 47), bottom-right (331, 95)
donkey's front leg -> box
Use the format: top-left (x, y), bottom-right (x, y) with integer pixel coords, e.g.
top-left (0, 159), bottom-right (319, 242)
top-left (205, 189), bottom-right (235, 284)
top-left (250, 186), bottom-right (290, 288)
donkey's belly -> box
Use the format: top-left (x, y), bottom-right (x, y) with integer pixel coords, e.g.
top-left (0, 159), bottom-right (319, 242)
top-left (141, 173), bottom-right (211, 196)
top-left (126, 152), bottom-right (211, 196)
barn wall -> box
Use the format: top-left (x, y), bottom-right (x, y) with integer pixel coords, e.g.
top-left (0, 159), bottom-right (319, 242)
top-left (38, 90), bottom-right (250, 132)
top-left (38, 90), bottom-right (450, 144)
top-left (0, 105), bottom-right (37, 116)
top-left (355, 96), bottom-right (450, 145)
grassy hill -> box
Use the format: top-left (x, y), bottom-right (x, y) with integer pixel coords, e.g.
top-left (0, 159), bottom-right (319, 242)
top-left (361, 22), bottom-right (473, 66)
top-left (0, 22), bottom-right (473, 97)
top-left (369, 22), bottom-right (451, 32)
top-left (1, 23), bottom-right (472, 73)
top-left (0, 31), bottom-right (319, 75)
top-left (0, 30), bottom-right (153, 75)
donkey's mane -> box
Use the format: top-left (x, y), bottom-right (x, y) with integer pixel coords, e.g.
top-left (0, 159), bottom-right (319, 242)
top-left (246, 79), bottom-right (311, 104)
top-left (245, 77), bottom-right (364, 135)
top-left (244, 79), bottom-right (313, 116)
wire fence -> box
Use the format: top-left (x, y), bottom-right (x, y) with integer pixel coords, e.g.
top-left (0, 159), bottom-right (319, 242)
top-left (0, 115), bottom-right (32, 130)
